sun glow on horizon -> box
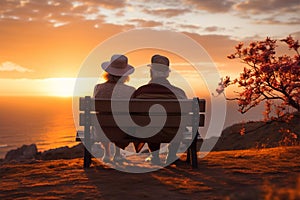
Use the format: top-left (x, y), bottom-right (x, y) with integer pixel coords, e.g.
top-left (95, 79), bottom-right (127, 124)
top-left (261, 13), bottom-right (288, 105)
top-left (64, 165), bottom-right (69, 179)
top-left (47, 78), bottom-right (76, 97)
top-left (0, 78), bottom-right (77, 97)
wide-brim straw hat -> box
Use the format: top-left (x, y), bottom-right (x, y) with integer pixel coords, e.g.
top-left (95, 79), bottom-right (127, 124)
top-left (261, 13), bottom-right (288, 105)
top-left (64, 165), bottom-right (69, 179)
top-left (101, 54), bottom-right (134, 76)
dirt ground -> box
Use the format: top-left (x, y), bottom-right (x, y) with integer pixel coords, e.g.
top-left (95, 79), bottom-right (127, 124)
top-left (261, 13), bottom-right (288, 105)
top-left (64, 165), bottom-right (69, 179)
top-left (1, 146), bottom-right (300, 200)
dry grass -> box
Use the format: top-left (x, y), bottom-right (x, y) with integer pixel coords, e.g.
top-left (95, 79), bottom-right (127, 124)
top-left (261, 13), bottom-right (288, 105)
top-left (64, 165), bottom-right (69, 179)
top-left (1, 146), bottom-right (299, 200)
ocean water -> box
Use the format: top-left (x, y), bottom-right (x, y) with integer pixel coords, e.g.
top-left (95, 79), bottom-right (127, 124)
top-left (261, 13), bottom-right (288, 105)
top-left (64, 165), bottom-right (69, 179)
top-left (0, 96), bottom-right (77, 158)
top-left (0, 96), bottom-right (266, 159)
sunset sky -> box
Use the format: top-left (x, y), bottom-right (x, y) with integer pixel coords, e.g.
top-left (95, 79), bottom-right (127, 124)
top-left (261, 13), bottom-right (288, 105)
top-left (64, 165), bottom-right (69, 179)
top-left (0, 0), bottom-right (299, 97)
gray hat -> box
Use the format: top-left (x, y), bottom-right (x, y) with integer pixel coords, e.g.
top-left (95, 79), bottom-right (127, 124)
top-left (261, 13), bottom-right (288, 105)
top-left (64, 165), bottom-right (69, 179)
top-left (101, 54), bottom-right (134, 76)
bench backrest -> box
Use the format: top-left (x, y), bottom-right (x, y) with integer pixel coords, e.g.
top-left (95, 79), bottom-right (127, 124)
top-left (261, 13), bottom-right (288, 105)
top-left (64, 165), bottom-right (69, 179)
top-left (79, 97), bottom-right (205, 128)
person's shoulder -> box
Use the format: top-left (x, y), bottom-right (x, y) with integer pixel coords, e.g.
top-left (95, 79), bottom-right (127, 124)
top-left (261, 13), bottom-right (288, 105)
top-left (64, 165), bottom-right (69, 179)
top-left (94, 82), bottom-right (107, 89)
top-left (93, 83), bottom-right (107, 96)
top-left (169, 84), bottom-right (187, 99)
top-left (120, 84), bottom-right (136, 92)
top-left (172, 85), bottom-right (186, 93)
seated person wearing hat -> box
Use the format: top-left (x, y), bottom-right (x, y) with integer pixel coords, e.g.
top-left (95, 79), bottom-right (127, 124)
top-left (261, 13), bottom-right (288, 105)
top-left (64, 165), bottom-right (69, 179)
top-left (132, 54), bottom-right (187, 165)
top-left (93, 54), bottom-right (135, 162)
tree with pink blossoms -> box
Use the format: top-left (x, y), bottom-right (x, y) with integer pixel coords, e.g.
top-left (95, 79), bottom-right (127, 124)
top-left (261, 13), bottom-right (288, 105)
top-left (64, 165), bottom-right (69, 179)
top-left (217, 36), bottom-right (300, 120)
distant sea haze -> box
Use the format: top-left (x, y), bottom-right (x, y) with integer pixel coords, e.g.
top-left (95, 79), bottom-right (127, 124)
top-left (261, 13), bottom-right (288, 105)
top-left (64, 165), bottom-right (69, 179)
top-left (0, 96), bottom-right (266, 158)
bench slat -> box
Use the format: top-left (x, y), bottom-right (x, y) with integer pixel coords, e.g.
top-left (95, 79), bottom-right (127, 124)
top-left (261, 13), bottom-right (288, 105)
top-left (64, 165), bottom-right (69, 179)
top-left (79, 98), bottom-right (206, 113)
top-left (76, 130), bottom-right (202, 142)
top-left (79, 113), bottom-right (204, 127)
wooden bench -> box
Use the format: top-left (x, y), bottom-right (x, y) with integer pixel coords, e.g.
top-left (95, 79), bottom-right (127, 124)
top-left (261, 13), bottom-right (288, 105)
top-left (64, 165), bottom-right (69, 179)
top-left (76, 96), bottom-right (205, 169)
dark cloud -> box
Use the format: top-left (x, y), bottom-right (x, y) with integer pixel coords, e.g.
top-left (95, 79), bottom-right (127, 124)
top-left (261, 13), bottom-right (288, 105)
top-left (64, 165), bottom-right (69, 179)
top-left (115, 10), bottom-right (125, 17)
top-left (184, 0), bottom-right (235, 13)
top-left (232, 0), bottom-right (300, 27)
top-left (254, 17), bottom-right (300, 25)
top-left (180, 24), bottom-right (201, 30)
top-left (143, 8), bottom-right (190, 17)
top-left (204, 26), bottom-right (225, 32)
top-left (0, 0), bottom-right (125, 24)
top-left (129, 19), bottom-right (163, 27)
top-left (235, 0), bottom-right (300, 14)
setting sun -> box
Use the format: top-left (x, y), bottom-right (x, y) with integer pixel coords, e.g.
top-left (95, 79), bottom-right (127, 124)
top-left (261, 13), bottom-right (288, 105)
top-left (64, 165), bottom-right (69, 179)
top-left (47, 78), bottom-right (76, 97)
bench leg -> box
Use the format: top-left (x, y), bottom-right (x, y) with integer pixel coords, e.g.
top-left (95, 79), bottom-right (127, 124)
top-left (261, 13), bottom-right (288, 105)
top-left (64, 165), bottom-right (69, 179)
top-left (84, 147), bottom-right (92, 168)
top-left (191, 138), bottom-right (198, 169)
top-left (186, 147), bottom-right (191, 163)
